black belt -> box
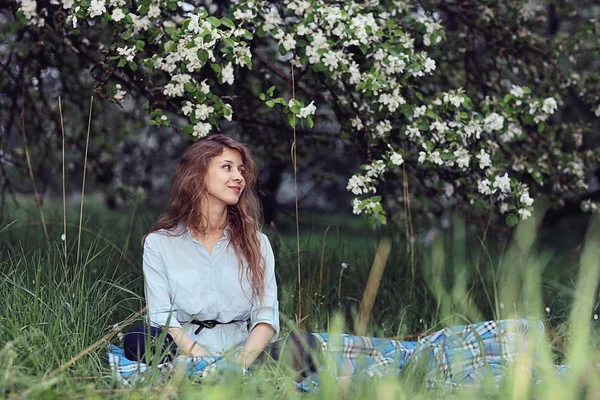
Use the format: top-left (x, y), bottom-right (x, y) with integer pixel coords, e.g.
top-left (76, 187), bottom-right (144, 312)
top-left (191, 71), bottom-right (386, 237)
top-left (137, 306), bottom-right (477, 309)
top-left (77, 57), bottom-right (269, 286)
top-left (189, 318), bottom-right (247, 335)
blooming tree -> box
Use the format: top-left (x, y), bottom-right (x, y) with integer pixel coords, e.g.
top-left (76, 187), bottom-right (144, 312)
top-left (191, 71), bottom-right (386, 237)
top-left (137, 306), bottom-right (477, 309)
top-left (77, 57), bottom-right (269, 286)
top-left (6, 0), bottom-right (600, 226)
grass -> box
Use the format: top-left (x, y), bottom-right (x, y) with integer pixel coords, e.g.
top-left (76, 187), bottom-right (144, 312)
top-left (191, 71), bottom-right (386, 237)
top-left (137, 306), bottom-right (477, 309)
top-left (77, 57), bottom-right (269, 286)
top-left (1, 197), bottom-right (599, 399)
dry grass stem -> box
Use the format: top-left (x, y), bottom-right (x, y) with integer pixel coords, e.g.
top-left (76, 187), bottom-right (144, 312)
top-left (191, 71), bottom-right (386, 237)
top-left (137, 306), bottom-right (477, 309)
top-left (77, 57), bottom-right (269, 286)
top-left (355, 237), bottom-right (392, 336)
top-left (59, 97), bottom-right (68, 268)
top-left (20, 94), bottom-right (49, 241)
top-left (75, 96), bottom-right (94, 275)
top-left (290, 63), bottom-right (302, 324)
top-left (402, 163), bottom-right (414, 281)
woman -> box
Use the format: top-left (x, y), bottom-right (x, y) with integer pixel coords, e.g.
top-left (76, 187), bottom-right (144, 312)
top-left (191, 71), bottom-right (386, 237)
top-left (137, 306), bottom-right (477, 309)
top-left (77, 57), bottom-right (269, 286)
top-left (124, 135), bottom-right (279, 370)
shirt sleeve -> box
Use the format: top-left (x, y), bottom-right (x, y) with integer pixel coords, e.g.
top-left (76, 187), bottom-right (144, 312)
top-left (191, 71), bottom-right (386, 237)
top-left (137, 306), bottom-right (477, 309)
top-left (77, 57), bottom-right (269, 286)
top-left (143, 234), bottom-right (182, 329)
top-left (249, 234), bottom-right (280, 342)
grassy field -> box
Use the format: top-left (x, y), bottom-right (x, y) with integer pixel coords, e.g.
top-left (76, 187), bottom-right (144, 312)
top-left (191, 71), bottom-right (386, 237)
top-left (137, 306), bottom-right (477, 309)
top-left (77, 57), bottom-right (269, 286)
top-left (1, 197), bottom-right (599, 399)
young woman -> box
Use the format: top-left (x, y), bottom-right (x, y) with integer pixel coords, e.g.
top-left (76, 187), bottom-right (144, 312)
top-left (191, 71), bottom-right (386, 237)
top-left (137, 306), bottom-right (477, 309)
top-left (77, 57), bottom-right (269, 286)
top-left (124, 135), bottom-right (279, 370)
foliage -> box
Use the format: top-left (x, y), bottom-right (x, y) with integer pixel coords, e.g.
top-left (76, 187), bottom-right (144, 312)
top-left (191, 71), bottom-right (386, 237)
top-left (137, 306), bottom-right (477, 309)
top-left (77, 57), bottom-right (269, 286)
top-left (3, 0), bottom-right (600, 226)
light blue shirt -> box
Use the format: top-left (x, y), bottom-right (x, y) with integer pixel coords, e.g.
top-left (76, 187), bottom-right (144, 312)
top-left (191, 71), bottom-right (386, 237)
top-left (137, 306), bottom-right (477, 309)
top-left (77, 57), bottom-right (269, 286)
top-left (142, 227), bottom-right (279, 354)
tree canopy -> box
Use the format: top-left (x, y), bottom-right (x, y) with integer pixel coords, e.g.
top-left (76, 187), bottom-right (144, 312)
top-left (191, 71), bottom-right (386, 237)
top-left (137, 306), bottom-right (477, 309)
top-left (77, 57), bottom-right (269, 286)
top-left (2, 0), bottom-right (599, 226)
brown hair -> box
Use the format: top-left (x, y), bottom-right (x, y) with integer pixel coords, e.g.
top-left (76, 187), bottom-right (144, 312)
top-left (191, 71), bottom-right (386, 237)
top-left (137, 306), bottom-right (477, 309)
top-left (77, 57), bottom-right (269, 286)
top-left (147, 135), bottom-right (265, 300)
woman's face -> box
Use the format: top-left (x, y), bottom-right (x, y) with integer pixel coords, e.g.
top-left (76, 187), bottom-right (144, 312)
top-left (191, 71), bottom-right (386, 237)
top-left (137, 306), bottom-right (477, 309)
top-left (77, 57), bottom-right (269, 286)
top-left (204, 147), bottom-right (247, 208)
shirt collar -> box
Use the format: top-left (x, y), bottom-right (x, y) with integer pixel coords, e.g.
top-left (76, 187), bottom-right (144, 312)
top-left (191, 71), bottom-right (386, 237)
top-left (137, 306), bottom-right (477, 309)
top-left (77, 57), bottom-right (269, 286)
top-left (185, 225), bottom-right (231, 241)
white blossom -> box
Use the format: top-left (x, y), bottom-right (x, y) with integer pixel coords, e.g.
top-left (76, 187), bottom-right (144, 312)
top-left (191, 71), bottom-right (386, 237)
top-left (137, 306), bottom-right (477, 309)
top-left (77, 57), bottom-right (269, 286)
top-left (117, 46), bottom-right (136, 62)
top-left (542, 97), bottom-right (558, 114)
top-left (520, 191), bottom-right (534, 206)
top-left (423, 57), bottom-right (436, 74)
top-left (406, 126), bottom-right (421, 140)
top-left (182, 101), bottom-right (194, 116)
top-left (477, 179), bottom-right (493, 195)
top-left (148, 4), bottom-right (160, 19)
top-left (518, 208), bottom-right (532, 220)
top-left (374, 120), bottom-right (391, 138)
top-left (389, 152), bottom-right (404, 166)
top-left (510, 85), bottom-right (525, 98)
top-left (193, 122), bottom-right (212, 138)
top-left (233, 8), bottom-right (255, 20)
top-left (281, 34), bottom-right (296, 52)
top-left (347, 174), bottom-right (373, 195)
top-left (476, 149), bottom-right (492, 169)
top-left (351, 116), bottom-right (363, 130)
top-left (200, 81), bottom-right (210, 94)
top-left (297, 101), bottom-right (316, 118)
top-left (500, 123), bottom-right (522, 142)
top-left (352, 198), bottom-right (362, 215)
top-left (221, 63), bottom-right (234, 85)
top-left (263, 8), bottom-right (283, 31)
top-left (430, 151), bottom-right (443, 165)
top-left (111, 8), bottom-right (125, 21)
top-left (365, 160), bottom-right (386, 178)
top-left (443, 92), bottom-right (464, 108)
top-left (113, 84), bottom-right (126, 102)
top-left (413, 105), bottom-right (426, 118)
top-left (194, 104), bottom-right (214, 121)
top-left (483, 112), bottom-right (504, 133)
top-left (595, 104), bottom-right (600, 117)
top-left (492, 173), bottom-right (511, 193)
top-left (89, 0), bottom-right (106, 18)
top-left (453, 147), bottom-right (470, 169)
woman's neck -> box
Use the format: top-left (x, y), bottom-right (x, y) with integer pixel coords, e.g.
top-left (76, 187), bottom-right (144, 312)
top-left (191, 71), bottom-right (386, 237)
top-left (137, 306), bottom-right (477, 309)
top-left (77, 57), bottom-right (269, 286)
top-left (201, 200), bottom-right (228, 232)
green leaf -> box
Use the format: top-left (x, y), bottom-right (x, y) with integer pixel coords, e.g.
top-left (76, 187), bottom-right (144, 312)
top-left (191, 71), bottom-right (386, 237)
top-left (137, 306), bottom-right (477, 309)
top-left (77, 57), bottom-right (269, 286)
top-left (164, 41), bottom-right (176, 52)
top-left (128, 61), bottom-right (138, 71)
top-left (288, 113), bottom-right (296, 128)
top-left (505, 213), bottom-right (519, 227)
top-left (135, 40), bottom-right (145, 51)
top-left (425, 110), bottom-right (439, 120)
top-left (462, 96), bottom-right (473, 110)
top-left (377, 214), bottom-right (387, 225)
top-left (265, 100), bottom-right (275, 108)
top-left (267, 86), bottom-right (276, 97)
top-left (207, 16), bottom-right (221, 27)
top-left (184, 82), bottom-right (196, 93)
top-left (148, 119), bottom-right (157, 125)
top-left (117, 59), bottom-right (127, 68)
top-left (183, 125), bottom-right (194, 134)
top-left (221, 17), bottom-right (235, 29)
top-left (211, 63), bottom-right (221, 73)
top-left (197, 49), bottom-right (209, 62)
top-left (306, 116), bottom-right (314, 128)
top-left (259, 93), bottom-right (266, 101)
top-left (243, 30), bottom-right (253, 40)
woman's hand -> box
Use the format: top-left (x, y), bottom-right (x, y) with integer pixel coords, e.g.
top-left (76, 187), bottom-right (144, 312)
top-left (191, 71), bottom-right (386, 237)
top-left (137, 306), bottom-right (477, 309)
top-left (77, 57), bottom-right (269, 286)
top-left (167, 327), bottom-right (210, 357)
top-left (236, 323), bottom-right (275, 369)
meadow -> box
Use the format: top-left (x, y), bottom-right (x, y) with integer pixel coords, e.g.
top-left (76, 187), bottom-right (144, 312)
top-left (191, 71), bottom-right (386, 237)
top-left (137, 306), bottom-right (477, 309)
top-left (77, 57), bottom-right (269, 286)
top-left (1, 197), bottom-right (599, 399)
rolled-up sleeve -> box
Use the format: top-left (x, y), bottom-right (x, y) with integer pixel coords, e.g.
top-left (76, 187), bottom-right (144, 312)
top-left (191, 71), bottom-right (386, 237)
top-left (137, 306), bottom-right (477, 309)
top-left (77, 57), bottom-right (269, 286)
top-left (143, 234), bottom-right (182, 329)
top-left (249, 234), bottom-right (280, 342)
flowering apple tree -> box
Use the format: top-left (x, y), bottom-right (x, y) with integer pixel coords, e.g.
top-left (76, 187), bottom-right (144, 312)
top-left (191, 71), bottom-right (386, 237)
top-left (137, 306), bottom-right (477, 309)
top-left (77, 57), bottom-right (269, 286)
top-left (9, 0), bottom-right (600, 226)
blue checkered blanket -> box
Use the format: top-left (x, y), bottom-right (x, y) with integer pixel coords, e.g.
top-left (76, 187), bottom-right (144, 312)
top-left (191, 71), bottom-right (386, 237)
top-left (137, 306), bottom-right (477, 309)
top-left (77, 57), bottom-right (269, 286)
top-left (107, 319), bottom-right (566, 390)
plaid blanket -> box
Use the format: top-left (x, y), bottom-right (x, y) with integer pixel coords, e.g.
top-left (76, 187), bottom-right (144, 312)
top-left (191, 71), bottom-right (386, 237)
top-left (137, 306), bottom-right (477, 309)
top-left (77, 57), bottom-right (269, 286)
top-left (107, 319), bottom-right (562, 390)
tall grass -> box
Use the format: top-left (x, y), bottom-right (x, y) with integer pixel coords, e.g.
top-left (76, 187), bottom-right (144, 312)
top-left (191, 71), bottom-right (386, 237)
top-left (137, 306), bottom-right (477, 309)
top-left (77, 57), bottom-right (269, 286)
top-left (1, 199), bottom-right (599, 398)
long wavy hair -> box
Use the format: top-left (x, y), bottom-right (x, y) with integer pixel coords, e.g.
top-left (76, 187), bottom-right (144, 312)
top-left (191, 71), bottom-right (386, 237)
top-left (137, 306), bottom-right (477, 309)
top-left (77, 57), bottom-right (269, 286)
top-left (147, 135), bottom-right (266, 300)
